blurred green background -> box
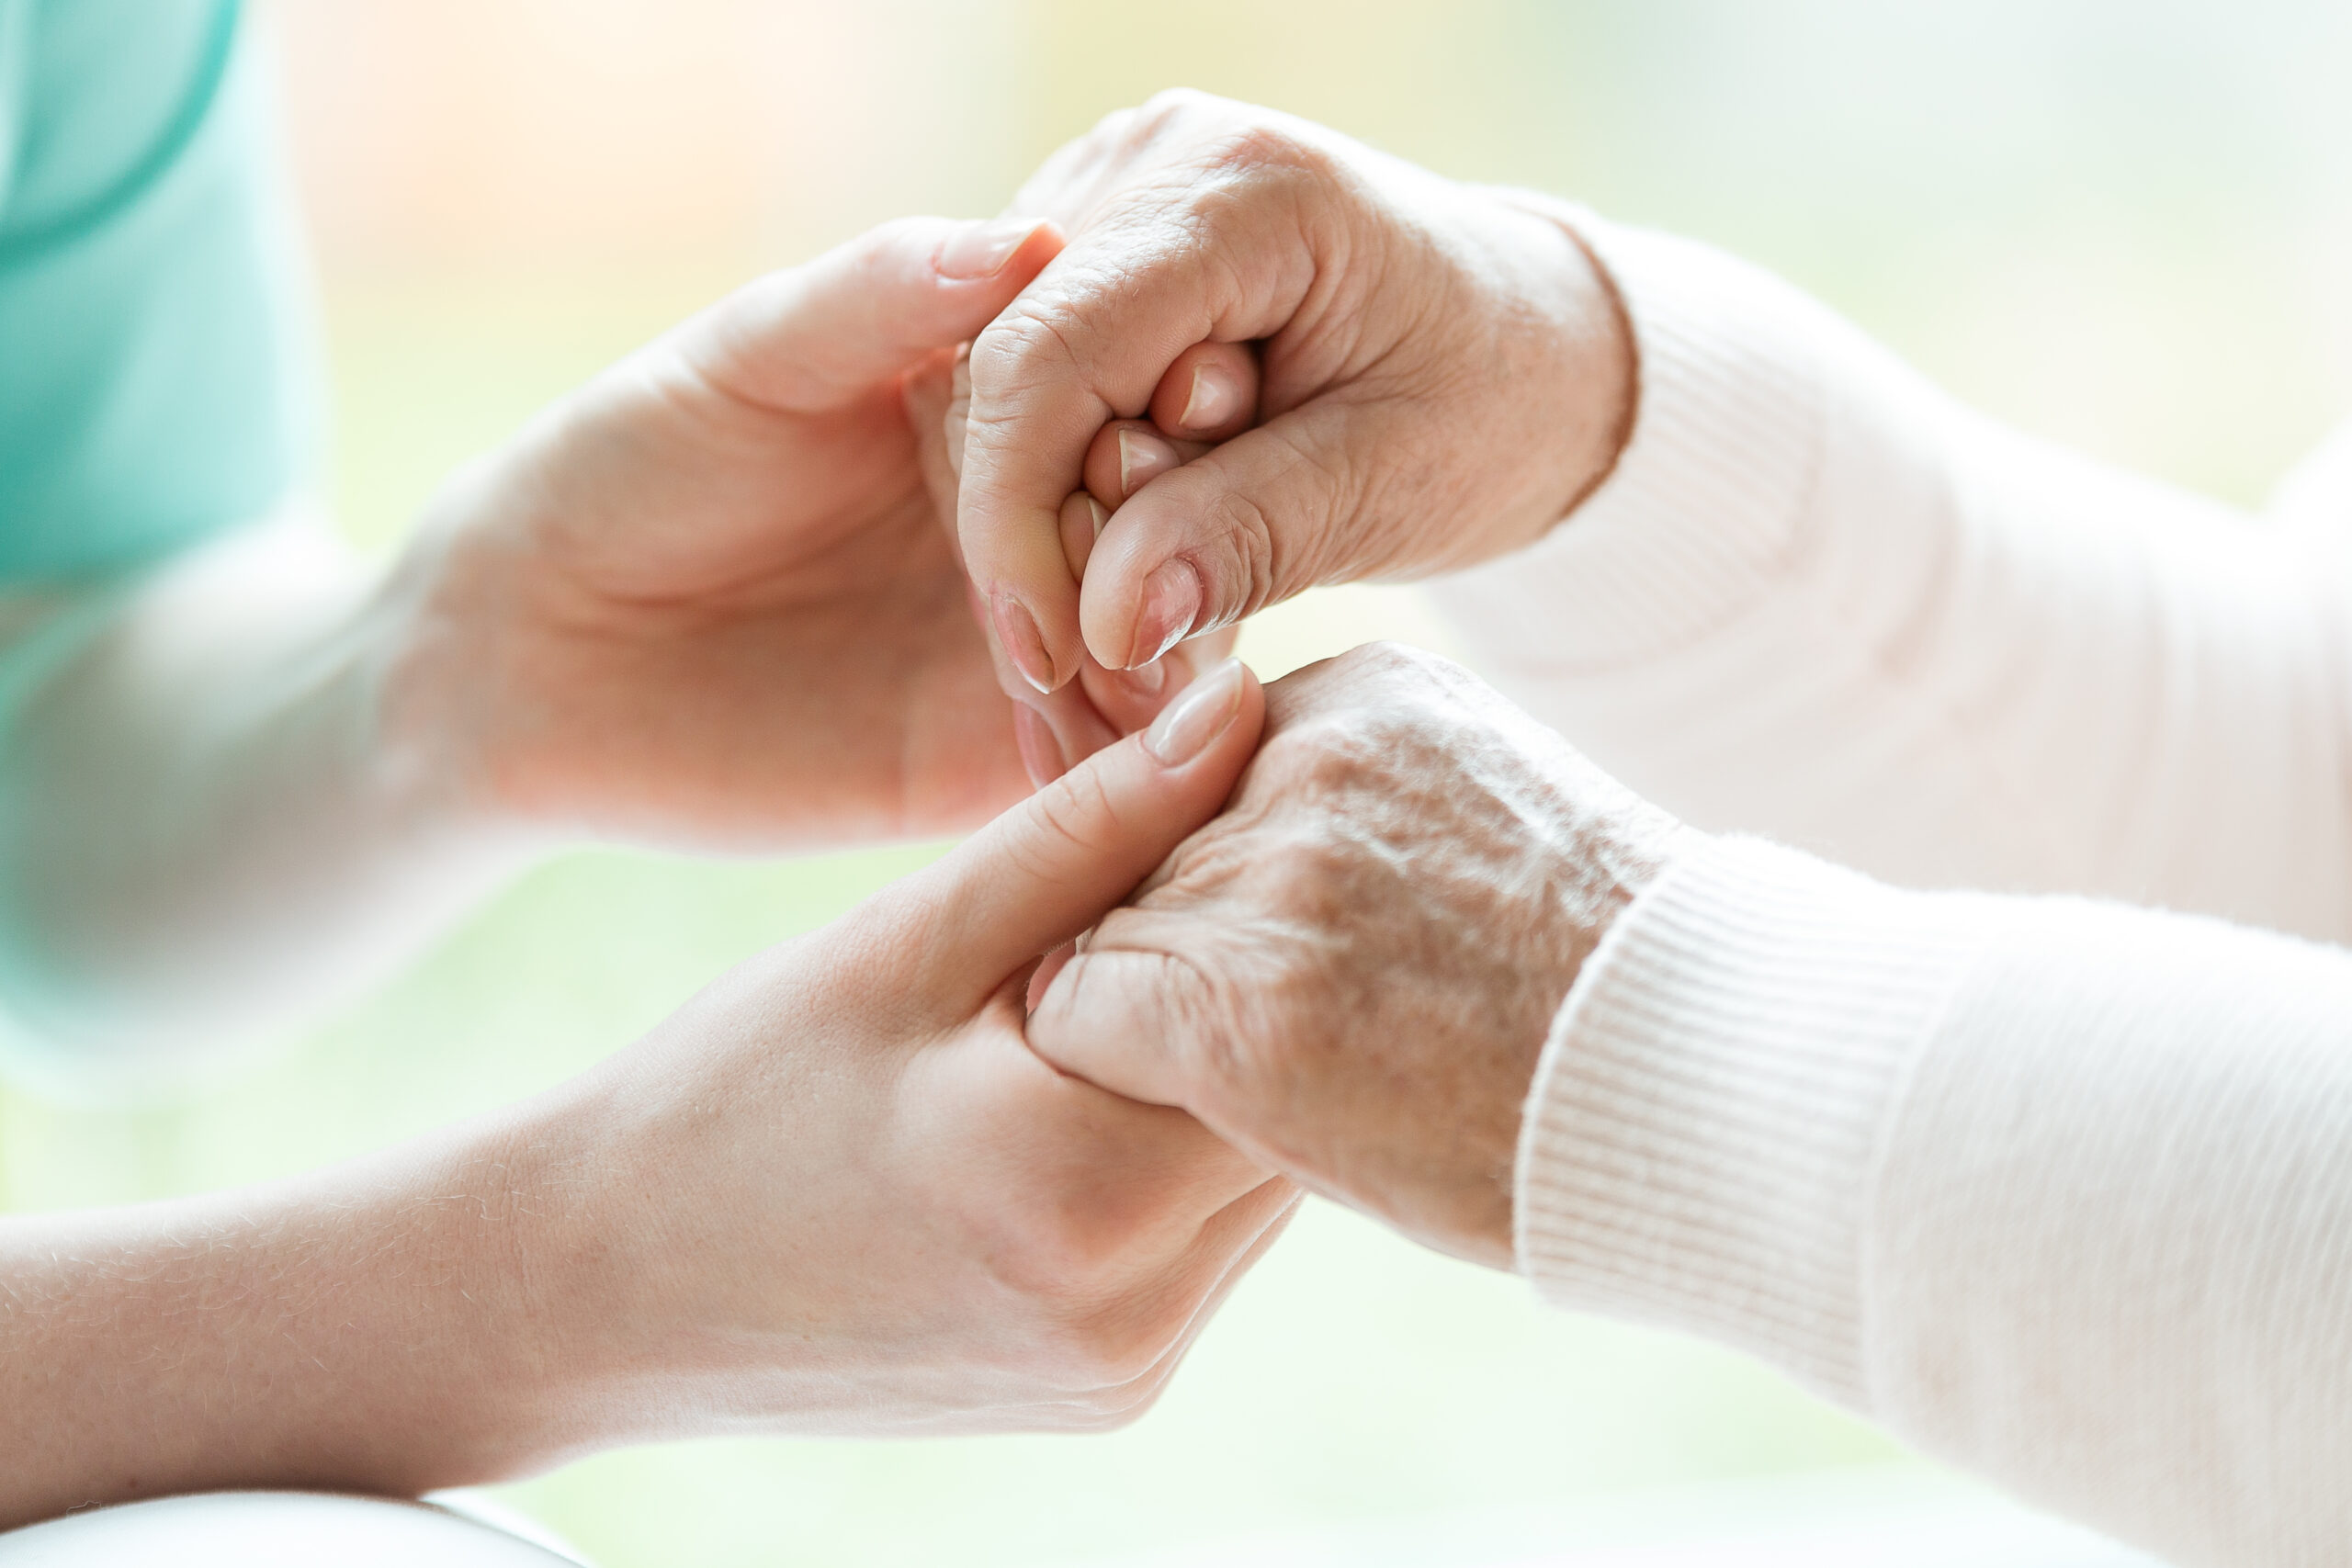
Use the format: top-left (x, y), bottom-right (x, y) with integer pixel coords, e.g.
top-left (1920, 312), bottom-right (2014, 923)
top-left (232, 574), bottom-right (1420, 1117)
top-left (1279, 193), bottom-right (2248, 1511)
top-left (7, 1), bottom-right (2351, 1562)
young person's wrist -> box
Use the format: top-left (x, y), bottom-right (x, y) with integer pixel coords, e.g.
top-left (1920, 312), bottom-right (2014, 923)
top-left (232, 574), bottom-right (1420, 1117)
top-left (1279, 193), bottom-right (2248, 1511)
top-left (0, 1100), bottom-right (598, 1528)
top-left (366, 457), bottom-right (590, 863)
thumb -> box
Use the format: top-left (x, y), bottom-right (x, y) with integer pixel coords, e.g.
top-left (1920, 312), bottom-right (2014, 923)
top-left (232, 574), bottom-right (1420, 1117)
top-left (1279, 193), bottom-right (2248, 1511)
top-left (1079, 402), bottom-right (1371, 670)
top-left (684, 215), bottom-right (1062, 412)
top-left (899, 658), bottom-right (1262, 994)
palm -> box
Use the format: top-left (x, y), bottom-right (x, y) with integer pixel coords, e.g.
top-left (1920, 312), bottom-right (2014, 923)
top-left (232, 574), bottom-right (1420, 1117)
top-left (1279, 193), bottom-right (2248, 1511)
top-left (458, 345), bottom-right (1030, 852)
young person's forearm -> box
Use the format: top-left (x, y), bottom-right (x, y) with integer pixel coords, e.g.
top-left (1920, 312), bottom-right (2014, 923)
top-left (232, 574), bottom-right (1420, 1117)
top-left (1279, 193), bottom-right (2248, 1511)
top-left (0, 1100), bottom-right (589, 1529)
top-left (0, 514), bottom-right (538, 1067)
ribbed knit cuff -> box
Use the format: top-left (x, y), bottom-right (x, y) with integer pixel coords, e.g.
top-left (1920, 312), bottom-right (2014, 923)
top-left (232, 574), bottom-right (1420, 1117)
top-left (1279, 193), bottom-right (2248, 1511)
top-left (1514, 835), bottom-right (1989, 1408)
top-left (1431, 203), bottom-right (1829, 673)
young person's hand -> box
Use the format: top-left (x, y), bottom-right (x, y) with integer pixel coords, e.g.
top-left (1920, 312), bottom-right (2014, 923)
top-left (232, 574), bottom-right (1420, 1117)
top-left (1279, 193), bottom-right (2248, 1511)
top-left (956, 91), bottom-right (1634, 689)
top-left (388, 213), bottom-right (1140, 850)
top-left (1, 214), bottom-right (1201, 1055)
top-left (0, 660), bottom-right (1292, 1526)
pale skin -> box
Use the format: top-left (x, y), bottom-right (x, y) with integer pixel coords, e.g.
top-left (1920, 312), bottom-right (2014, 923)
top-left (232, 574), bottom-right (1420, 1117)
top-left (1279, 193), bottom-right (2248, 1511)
top-left (0, 656), bottom-right (1294, 1529)
top-left (956, 89), bottom-right (1635, 689)
top-left (0, 83), bottom-right (1641, 1532)
top-left (0, 217), bottom-right (1295, 1527)
top-left (0, 212), bottom-right (1199, 1059)
top-left (1027, 644), bottom-right (1684, 1269)
top-left (952, 91), bottom-right (1658, 1265)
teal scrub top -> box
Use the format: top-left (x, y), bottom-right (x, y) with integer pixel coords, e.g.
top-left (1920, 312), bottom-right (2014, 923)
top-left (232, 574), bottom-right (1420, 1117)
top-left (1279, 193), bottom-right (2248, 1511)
top-left (0, 0), bottom-right (314, 583)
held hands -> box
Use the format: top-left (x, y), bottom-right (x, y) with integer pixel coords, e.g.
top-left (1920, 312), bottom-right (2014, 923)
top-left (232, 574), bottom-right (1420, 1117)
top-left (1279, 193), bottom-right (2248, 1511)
top-left (379, 214), bottom-right (1147, 853)
top-left (0, 662), bottom-right (1297, 1528)
top-left (956, 91), bottom-right (1636, 691)
top-left (370, 88), bottom-right (1634, 843)
top-left (1025, 645), bottom-right (1684, 1269)
top-left (520, 659), bottom-right (1295, 1441)
top-left (340, 101), bottom-right (1653, 1438)
top-left (924, 348), bottom-right (1244, 783)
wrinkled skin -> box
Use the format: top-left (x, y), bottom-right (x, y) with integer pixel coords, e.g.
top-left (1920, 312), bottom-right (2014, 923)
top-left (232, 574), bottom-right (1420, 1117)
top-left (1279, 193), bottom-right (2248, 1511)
top-left (957, 90), bottom-right (1635, 690)
top-left (1027, 643), bottom-right (1684, 1269)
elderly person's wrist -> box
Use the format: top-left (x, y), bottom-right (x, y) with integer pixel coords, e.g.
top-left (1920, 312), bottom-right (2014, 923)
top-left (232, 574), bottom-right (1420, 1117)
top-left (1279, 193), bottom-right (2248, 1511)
top-left (1473, 186), bottom-right (1641, 544)
top-left (1484, 797), bottom-right (1694, 1262)
top-left (1510, 835), bottom-right (1981, 1402)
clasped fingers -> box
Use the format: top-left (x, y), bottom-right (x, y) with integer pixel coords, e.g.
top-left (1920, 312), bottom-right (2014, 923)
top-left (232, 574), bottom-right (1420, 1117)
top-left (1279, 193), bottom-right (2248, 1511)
top-left (1026, 642), bottom-right (1687, 1269)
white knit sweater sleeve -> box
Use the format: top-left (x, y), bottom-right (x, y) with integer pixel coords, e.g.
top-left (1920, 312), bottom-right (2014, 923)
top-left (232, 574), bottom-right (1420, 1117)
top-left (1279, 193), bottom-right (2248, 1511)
top-left (1430, 214), bottom-right (2352, 1565)
top-left (1433, 209), bottom-right (2352, 942)
top-left (1524, 837), bottom-right (2352, 1567)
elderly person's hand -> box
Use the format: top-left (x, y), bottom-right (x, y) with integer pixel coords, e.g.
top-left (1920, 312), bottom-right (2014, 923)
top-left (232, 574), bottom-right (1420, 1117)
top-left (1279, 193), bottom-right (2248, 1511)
top-left (932, 347), bottom-right (1243, 773)
top-left (3, 659), bottom-right (1294, 1524)
top-left (1024, 644), bottom-right (1683, 1268)
top-left (954, 92), bottom-right (1634, 689)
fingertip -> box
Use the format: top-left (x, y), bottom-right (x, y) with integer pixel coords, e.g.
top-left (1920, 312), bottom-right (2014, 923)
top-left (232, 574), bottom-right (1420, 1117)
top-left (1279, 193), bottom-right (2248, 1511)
top-left (1079, 651), bottom-right (1170, 734)
top-left (961, 491), bottom-right (1090, 694)
top-left (1025, 940), bottom-right (1078, 1014)
top-left (920, 662), bottom-right (1254, 991)
top-left (1059, 490), bottom-right (1108, 581)
top-left (934, 216), bottom-right (1065, 290)
top-left (1085, 421), bottom-right (1216, 510)
top-left (1123, 557), bottom-right (1204, 671)
top-left (1140, 655), bottom-right (1259, 770)
top-left (1082, 423), bottom-right (1125, 511)
top-left (1150, 340), bottom-right (1261, 441)
top-left (1077, 629), bottom-right (1239, 737)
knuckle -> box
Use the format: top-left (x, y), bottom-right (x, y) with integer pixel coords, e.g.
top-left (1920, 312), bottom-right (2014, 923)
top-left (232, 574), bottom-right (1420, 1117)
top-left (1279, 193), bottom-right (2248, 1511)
top-left (1337, 637), bottom-right (1445, 683)
top-left (1136, 86), bottom-right (1220, 140)
top-left (864, 211), bottom-right (944, 258)
top-left (1009, 1206), bottom-right (1124, 1294)
top-left (1031, 766), bottom-right (1122, 859)
top-left (1257, 708), bottom-right (1374, 789)
top-left (1209, 120), bottom-right (1322, 181)
top-left (967, 303), bottom-right (1085, 400)
top-left (982, 1198), bottom-right (1135, 1324)
top-left (1203, 486), bottom-right (1280, 621)
top-left (1268, 639), bottom-right (1471, 728)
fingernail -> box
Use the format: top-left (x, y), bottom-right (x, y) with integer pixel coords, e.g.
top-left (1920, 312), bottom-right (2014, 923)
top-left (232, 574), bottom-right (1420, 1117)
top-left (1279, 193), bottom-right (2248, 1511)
top-left (991, 591), bottom-right (1059, 694)
top-left (1059, 491), bottom-right (1103, 578)
top-left (1143, 658), bottom-right (1247, 766)
top-left (937, 218), bottom-right (1043, 280)
top-left (1113, 657), bottom-right (1170, 699)
top-left (1012, 702), bottom-right (1066, 786)
top-left (1180, 363), bottom-right (1238, 431)
top-left (1026, 941), bottom-right (1078, 1013)
top-left (1117, 426), bottom-right (1182, 499)
top-left (1087, 495), bottom-right (1110, 538)
top-left (1129, 557), bottom-right (1203, 669)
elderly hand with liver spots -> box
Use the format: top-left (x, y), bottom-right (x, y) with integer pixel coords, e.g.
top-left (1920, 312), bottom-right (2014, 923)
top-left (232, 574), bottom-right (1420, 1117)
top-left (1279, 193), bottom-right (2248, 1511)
top-left (1025, 642), bottom-right (1685, 1268)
